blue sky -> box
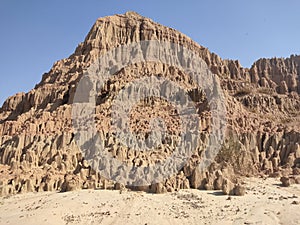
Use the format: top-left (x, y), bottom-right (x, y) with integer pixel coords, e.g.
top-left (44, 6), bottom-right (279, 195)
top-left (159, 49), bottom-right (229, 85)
top-left (1, 0), bottom-right (300, 105)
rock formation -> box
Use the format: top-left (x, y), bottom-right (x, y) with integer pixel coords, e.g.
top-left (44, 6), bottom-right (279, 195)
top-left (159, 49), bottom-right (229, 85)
top-left (0, 12), bottom-right (299, 196)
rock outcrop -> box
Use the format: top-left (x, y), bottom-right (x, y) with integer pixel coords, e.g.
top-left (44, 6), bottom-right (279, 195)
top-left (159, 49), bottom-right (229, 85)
top-left (0, 12), bottom-right (299, 196)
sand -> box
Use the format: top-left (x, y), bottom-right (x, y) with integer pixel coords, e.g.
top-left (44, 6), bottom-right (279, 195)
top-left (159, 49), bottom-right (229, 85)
top-left (0, 177), bottom-right (299, 225)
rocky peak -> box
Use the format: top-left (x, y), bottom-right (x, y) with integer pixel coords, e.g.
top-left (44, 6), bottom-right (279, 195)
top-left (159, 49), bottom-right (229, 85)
top-left (0, 12), bottom-right (299, 197)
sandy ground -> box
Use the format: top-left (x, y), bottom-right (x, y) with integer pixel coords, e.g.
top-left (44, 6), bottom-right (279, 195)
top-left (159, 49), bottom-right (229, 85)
top-left (0, 177), bottom-right (299, 225)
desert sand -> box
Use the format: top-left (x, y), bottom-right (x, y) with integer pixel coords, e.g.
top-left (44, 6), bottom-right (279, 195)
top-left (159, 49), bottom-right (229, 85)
top-left (0, 177), bottom-right (299, 225)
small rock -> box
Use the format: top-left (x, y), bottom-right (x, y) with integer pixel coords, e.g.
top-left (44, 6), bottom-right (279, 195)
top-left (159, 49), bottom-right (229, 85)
top-left (233, 184), bottom-right (246, 196)
top-left (294, 176), bottom-right (300, 184)
top-left (280, 176), bottom-right (291, 187)
top-left (222, 178), bottom-right (234, 195)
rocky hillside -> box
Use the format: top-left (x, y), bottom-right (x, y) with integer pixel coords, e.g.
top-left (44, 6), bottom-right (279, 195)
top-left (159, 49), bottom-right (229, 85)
top-left (0, 12), bottom-right (299, 196)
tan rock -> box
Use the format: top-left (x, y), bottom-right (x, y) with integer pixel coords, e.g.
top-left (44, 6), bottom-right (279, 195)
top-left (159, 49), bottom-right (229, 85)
top-left (0, 12), bottom-right (300, 198)
top-left (233, 184), bottom-right (246, 196)
top-left (280, 176), bottom-right (291, 187)
top-left (222, 179), bottom-right (235, 195)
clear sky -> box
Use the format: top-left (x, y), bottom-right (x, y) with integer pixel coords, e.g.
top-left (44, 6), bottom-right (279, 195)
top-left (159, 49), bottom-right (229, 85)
top-left (1, 0), bottom-right (300, 105)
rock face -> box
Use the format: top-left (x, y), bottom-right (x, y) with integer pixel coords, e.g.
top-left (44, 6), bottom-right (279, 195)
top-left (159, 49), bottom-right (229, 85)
top-left (250, 56), bottom-right (300, 94)
top-left (0, 12), bottom-right (300, 196)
